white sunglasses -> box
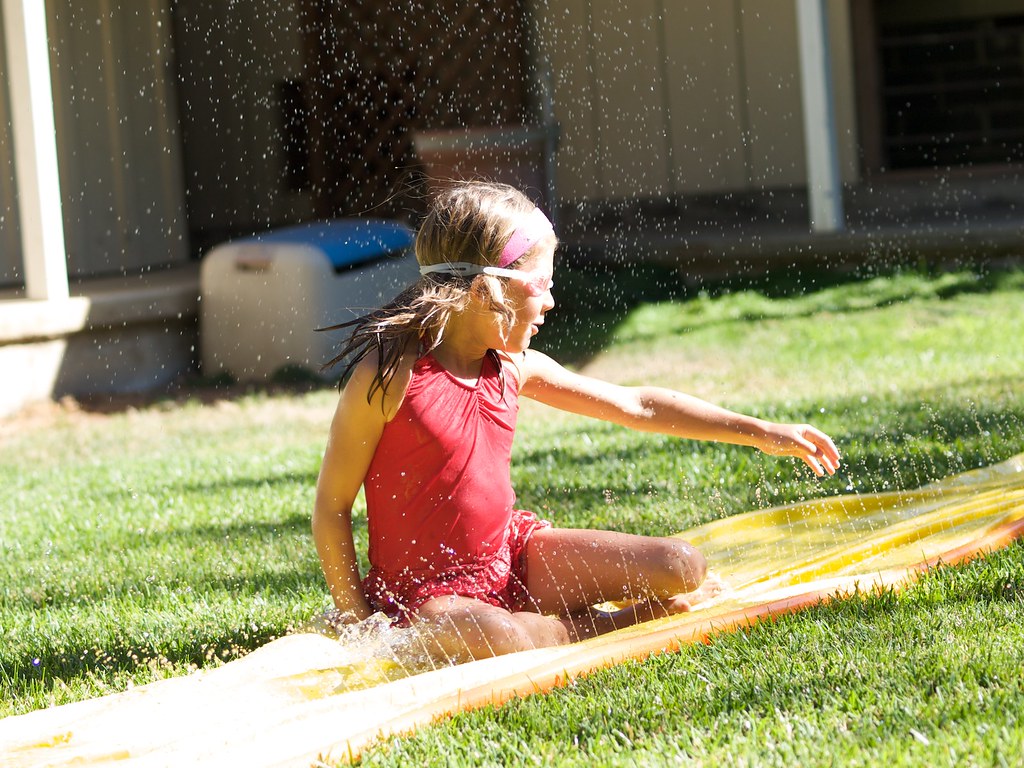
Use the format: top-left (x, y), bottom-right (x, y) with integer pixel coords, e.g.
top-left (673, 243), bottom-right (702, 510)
top-left (420, 262), bottom-right (553, 297)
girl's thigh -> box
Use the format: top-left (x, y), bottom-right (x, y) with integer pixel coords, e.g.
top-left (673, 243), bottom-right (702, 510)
top-left (523, 527), bottom-right (706, 616)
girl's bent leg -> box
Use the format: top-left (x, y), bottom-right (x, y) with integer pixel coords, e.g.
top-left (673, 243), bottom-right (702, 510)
top-left (523, 527), bottom-right (708, 617)
top-left (410, 595), bottom-right (570, 661)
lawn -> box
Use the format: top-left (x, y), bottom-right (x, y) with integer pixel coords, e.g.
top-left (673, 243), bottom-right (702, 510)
top-left (2, 261), bottom-right (1023, 766)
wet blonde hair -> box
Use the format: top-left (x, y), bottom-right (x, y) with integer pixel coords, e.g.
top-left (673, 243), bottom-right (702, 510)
top-left (321, 180), bottom-right (556, 402)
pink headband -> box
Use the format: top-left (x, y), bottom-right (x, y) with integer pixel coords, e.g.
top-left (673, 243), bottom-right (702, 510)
top-left (499, 207), bottom-right (555, 268)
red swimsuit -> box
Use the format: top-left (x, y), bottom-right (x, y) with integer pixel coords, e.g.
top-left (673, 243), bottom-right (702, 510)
top-left (362, 352), bottom-right (549, 621)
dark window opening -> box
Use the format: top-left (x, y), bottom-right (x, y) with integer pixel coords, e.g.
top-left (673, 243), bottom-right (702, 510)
top-left (877, 9), bottom-right (1024, 169)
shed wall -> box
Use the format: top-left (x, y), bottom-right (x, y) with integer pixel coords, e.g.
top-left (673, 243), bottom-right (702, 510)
top-left (537, 0), bottom-right (860, 202)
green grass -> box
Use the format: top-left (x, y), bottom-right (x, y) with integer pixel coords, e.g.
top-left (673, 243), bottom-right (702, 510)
top-left (2, 262), bottom-right (1024, 765)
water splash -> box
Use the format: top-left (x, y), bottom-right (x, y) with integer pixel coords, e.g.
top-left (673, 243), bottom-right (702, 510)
top-left (298, 610), bottom-right (443, 694)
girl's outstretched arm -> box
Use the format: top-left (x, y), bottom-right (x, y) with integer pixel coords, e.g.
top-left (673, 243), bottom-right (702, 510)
top-left (519, 350), bottom-right (840, 476)
top-left (312, 355), bottom-right (405, 620)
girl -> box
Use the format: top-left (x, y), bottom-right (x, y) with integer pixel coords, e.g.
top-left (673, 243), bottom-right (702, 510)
top-left (312, 181), bottom-right (840, 661)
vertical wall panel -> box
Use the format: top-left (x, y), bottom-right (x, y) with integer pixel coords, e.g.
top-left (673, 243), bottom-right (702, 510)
top-left (46, 0), bottom-right (188, 278)
top-left (535, 0), bottom-right (602, 201)
top-left (0, 7), bottom-right (23, 287)
top-left (539, 0), bottom-right (858, 203)
top-left (589, 0), bottom-right (671, 199)
top-left (662, 2), bottom-right (748, 193)
top-left (736, 1), bottom-right (805, 185)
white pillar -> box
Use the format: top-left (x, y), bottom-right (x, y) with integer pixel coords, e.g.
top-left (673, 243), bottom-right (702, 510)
top-left (796, 0), bottom-right (845, 233)
top-left (3, 0), bottom-right (69, 299)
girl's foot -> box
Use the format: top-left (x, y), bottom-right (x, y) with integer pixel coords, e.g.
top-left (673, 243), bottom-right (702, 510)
top-left (673, 570), bottom-right (727, 609)
top-left (562, 571), bottom-right (729, 641)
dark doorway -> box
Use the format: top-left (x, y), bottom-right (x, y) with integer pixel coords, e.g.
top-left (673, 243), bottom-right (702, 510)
top-left (298, 0), bottom-right (536, 218)
top-left (851, 0), bottom-right (1024, 173)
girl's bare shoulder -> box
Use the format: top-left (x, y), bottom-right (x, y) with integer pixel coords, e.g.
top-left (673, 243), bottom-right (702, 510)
top-left (343, 339), bottom-right (419, 421)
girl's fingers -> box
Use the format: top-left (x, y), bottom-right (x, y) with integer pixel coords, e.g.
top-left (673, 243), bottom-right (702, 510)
top-left (793, 427), bottom-right (839, 476)
top-left (811, 428), bottom-right (841, 461)
top-left (814, 438), bottom-right (841, 466)
top-left (762, 423), bottom-right (840, 476)
top-left (800, 428), bottom-right (841, 467)
top-left (804, 456), bottom-right (825, 476)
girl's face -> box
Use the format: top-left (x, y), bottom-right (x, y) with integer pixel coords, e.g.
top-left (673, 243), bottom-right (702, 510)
top-left (499, 243), bottom-right (556, 354)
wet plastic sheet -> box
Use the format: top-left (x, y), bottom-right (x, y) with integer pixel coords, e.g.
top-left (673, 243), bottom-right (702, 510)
top-left (3, 454), bottom-right (1023, 767)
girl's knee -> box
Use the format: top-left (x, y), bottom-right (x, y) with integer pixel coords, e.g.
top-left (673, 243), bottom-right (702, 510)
top-left (473, 612), bottom-right (538, 656)
top-left (653, 538), bottom-right (706, 593)
top-left (478, 612), bottom-right (570, 655)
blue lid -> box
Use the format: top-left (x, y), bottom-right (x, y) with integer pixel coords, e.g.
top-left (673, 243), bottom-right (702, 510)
top-left (246, 219), bottom-right (414, 269)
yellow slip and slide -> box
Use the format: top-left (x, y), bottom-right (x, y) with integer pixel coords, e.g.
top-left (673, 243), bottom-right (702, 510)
top-left (3, 454), bottom-right (1023, 767)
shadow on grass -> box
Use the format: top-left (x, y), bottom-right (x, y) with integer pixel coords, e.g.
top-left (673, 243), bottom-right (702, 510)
top-left (539, 260), bottom-right (1024, 367)
top-left (71, 467), bottom-right (321, 507)
top-left (175, 468), bottom-right (320, 497)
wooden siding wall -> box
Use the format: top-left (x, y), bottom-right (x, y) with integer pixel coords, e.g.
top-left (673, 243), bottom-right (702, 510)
top-left (536, 0), bottom-right (860, 202)
top-left (0, 0), bottom-right (189, 285)
top-left (1, 0), bottom-right (861, 288)
top-left (48, 0), bottom-right (189, 278)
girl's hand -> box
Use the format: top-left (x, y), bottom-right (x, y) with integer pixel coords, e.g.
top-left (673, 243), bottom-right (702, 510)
top-left (758, 422), bottom-right (841, 477)
top-left (322, 606), bottom-right (372, 632)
